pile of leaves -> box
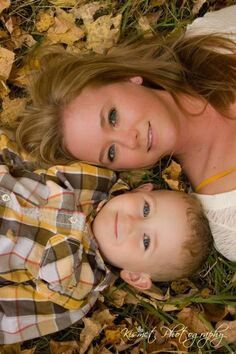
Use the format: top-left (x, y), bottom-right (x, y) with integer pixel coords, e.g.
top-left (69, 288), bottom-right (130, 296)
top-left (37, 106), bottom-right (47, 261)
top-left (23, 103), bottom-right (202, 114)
top-left (0, 0), bottom-right (235, 353)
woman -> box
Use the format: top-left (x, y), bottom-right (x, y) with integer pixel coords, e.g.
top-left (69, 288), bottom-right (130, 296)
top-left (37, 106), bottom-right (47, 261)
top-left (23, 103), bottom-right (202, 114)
top-left (17, 6), bottom-right (236, 260)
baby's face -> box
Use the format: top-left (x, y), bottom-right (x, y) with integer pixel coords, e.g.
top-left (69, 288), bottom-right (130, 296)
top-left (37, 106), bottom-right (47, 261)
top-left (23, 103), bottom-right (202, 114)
top-left (92, 188), bottom-right (190, 276)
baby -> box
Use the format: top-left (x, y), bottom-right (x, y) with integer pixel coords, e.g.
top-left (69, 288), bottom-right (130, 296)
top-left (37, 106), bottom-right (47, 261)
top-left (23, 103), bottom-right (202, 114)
top-left (0, 131), bottom-right (212, 344)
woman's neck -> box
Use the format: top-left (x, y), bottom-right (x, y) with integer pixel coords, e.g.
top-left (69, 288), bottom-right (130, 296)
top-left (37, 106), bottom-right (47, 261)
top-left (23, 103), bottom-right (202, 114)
top-left (174, 96), bottom-right (236, 194)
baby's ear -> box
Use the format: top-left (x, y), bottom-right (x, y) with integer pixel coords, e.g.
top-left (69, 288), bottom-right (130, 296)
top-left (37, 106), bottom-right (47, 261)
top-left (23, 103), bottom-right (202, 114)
top-left (129, 76), bottom-right (143, 85)
top-left (120, 270), bottom-right (152, 290)
top-left (135, 183), bottom-right (154, 192)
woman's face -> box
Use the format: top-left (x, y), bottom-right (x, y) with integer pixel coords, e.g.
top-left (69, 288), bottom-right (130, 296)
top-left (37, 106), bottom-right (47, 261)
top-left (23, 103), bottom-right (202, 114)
top-left (62, 78), bottom-right (179, 170)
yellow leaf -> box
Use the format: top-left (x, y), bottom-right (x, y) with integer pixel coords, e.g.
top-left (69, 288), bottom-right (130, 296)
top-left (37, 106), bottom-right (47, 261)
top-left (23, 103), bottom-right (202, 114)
top-left (0, 343), bottom-right (21, 354)
top-left (36, 10), bottom-right (55, 32)
top-left (48, 0), bottom-right (77, 6)
top-left (21, 347), bottom-right (36, 354)
top-left (50, 339), bottom-right (80, 354)
top-left (92, 308), bottom-right (116, 326)
top-left (72, 2), bottom-right (105, 25)
top-left (138, 16), bottom-right (153, 36)
top-left (0, 0), bottom-right (10, 15)
top-left (86, 14), bottom-right (121, 54)
top-left (80, 317), bottom-right (102, 354)
top-left (162, 160), bottom-right (183, 191)
top-left (0, 47), bottom-right (14, 80)
top-left (104, 286), bottom-right (127, 307)
top-left (1, 96), bottom-right (27, 127)
top-left (46, 9), bottom-right (84, 46)
top-left (104, 325), bottom-right (124, 345)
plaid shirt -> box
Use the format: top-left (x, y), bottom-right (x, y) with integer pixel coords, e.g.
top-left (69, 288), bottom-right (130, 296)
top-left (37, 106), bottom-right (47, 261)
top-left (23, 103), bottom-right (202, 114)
top-left (0, 130), bottom-right (118, 344)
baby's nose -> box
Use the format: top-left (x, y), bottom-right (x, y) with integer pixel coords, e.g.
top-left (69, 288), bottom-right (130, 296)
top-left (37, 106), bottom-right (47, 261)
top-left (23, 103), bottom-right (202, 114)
top-left (115, 129), bottom-right (139, 149)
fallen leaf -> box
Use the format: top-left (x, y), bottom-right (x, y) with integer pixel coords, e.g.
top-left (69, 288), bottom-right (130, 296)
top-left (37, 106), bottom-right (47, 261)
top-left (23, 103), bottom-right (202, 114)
top-left (50, 339), bottom-right (80, 354)
top-left (1, 96), bottom-right (27, 127)
top-left (0, 343), bottom-right (21, 353)
top-left (192, 0), bottom-right (208, 16)
top-left (92, 308), bottom-right (116, 326)
top-left (215, 320), bottom-right (236, 347)
top-left (0, 0), bottom-right (10, 15)
top-left (86, 14), bottom-right (121, 54)
top-left (21, 348), bottom-right (36, 354)
top-left (150, 0), bottom-right (166, 6)
top-left (46, 8), bottom-right (84, 46)
top-left (138, 16), bottom-right (153, 36)
top-left (80, 317), bottom-right (102, 354)
top-left (104, 325), bottom-right (125, 345)
top-left (105, 286), bottom-right (127, 307)
top-left (177, 307), bottom-right (210, 334)
top-left (0, 47), bottom-right (15, 80)
top-left (10, 26), bottom-right (36, 49)
top-left (36, 10), bottom-right (55, 32)
top-left (73, 2), bottom-right (104, 25)
top-left (203, 303), bottom-right (228, 322)
top-left (162, 160), bottom-right (183, 191)
top-left (48, 0), bottom-right (77, 6)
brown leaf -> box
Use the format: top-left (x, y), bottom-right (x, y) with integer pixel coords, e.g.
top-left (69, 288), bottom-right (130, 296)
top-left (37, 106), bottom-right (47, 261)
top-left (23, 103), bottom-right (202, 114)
top-left (21, 348), bottom-right (36, 354)
top-left (36, 10), bottom-right (55, 32)
top-left (0, 47), bottom-right (14, 80)
top-left (46, 9), bottom-right (84, 46)
top-left (137, 16), bottom-right (153, 36)
top-left (215, 320), bottom-right (236, 346)
top-left (0, 0), bottom-right (10, 15)
top-left (48, 0), bottom-right (77, 6)
top-left (50, 339), bottom-right (80, 354)
top-left (1, 96), bottom-right (27, 127)
top-left (86, 14), bottom-right (121, 54)
top-left (162, 160), bottom-right (183, 191)
top-left (150, 0), bottom-right (166, 6)
top-left (92, 308), bottom-right (116, 326)
top-left (177, 307), bottom-right (210, 334)
top-left (104, 286), bottom-right (127, 308)
top-left (80, 317), bottom-right (102, 354)
top-left (192, 0), bottom-right (207, 16)
top-left (203, 304), bottom-right (228, 323)
top-left (104, 325), bottom-right (124, 345)
top-left (0, 343), bottom-right (21, 354)
top-left (72, 2), bottom-right (104, 25)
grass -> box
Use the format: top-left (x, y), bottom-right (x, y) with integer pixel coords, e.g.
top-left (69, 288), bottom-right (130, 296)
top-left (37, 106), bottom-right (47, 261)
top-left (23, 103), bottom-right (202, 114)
top-left (1, 0), bottom-right (236, 353)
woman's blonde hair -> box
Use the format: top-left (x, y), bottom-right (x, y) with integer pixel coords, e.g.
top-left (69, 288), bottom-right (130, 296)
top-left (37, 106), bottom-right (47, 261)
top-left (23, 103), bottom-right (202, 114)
top-left (16, 33), bottom-right (236, 166)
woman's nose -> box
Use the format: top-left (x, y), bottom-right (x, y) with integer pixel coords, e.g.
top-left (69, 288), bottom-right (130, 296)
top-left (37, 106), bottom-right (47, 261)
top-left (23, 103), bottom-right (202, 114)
top-left (113, 129), bottom-right (139, 149)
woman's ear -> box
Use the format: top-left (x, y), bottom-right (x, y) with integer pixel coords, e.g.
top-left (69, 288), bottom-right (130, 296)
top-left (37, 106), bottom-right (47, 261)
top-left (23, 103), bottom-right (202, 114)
top-left (120, 270), bottom-right (152, 290)
top-left (129, 76), bottom-right (143, 85)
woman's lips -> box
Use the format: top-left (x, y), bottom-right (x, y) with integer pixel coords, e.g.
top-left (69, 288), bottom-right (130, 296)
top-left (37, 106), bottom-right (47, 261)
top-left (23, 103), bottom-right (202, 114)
top-left (147, 122), bottom-right (153, 152)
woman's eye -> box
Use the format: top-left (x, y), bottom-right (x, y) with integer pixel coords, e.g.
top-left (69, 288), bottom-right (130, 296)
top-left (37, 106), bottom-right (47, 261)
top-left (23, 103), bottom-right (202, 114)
top-left (108, 144), bottom-right (116, 162)
top-left (143, 201), bottom-right (150, 217)
top-left (143, 234), bottom-right (150, 250)
top-left (108, 108), bottom-right (117, 127)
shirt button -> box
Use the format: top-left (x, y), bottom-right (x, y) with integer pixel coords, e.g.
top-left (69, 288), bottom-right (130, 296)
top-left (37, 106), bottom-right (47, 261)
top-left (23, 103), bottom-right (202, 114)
top-left (69, 216), bottom-right (78, 224)
top-left (2, 194), bottom-right (11, 202)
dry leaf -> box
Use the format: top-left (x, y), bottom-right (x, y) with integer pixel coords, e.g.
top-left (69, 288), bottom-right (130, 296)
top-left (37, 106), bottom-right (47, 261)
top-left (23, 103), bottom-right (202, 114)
top-left (162, 160), bottom-right (183, 191)
top-left (105, 286), bottom-right (127, 307)
top-left (0, 0), bottom-right (10, 15)
top-left (0, 343), bottom-right (21, 353)
top-left (138, 16), bottom-right (153, 36)
top-left (36, 10), bottom-right (55, 32)
top-left (73, 2), bottom-right (104, 25)
top-left (192, 0), bottom-right (207, 16)
top-left (50, 339), bottom-right (80, 354)
top-left (104, 325), bottom-right (124, 345)
top-left (86, 14), bottom-right (121, 54)
top-left (49, 0), bottom-right (77, 6)
top-left (21, 348), bottom-right (36, 354)
top-left (10, 26), bottom-right (36, 49)
top-left (203, 304), bottom-right (228, 323)
top-left (0, 80), bottom-right (10, 97)
top-left (1, 96), bottom-right (27, 127)
top-left (5, 16), bottom-right (14, 34)
top-left (150, 0), bottom-right (166, 6)
top-left (46, 9), bottom-right (84, 46)
top-left (80, 317), bottom-right (102, 354)
top-left (215, 320), bottom-right (236, 346)
top-left (177, 307), bottom-right (210, 334)
top-left (0, 47), bottom-right (14, 80)
top-left (92, 308), bottom-right (116, 326)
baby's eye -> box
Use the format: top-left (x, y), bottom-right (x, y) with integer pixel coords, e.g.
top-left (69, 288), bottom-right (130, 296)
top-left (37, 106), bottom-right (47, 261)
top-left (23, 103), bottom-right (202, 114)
top-left (143, 234), bottom-right (150, 250)
top-left (108, 144), bottom-right (116, 162)
top-left (143, 201), bottom-right (150, 217)
top-left (108, 108), bottom-right (117, 127)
